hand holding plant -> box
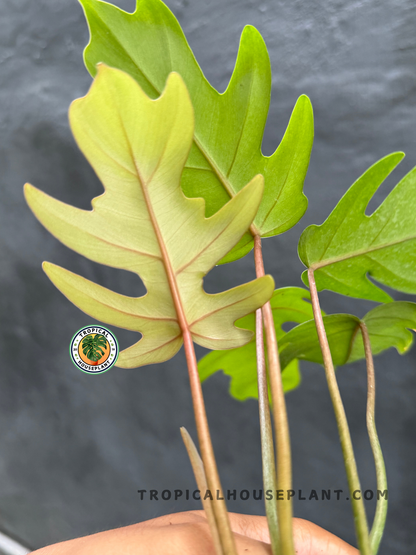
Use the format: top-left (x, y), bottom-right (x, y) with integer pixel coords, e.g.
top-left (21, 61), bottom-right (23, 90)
top-left (31, 510), bottom-right (358, 555)
top-left (24, 1), bottom-right (416, 553)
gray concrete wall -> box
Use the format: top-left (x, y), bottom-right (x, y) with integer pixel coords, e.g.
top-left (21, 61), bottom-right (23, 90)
top-left (0, 0), bottom-right (415, 552)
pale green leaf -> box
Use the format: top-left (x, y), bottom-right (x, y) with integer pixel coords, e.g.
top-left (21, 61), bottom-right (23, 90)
top-left (25, 65), bottom-right (274, 368)
top-left (198, 287), bottom-right (314, 400)
top-left (79, 0), bottom-right (314, 263)
top-left (299, 152), bottom-right (416, 302)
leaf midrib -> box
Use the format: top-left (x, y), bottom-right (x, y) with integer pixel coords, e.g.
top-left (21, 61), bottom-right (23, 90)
top-left (89, 5), bottom-right (261, 237)
top-left (105, 73), bottom-right (189, 332)
top-left (310, 233), bottom-right (416, 271)
top-left (121, 126), bottom-right (189, 333)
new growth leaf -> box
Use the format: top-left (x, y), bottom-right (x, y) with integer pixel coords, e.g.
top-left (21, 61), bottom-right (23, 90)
top-left (25, 65), bottom-right (274, 368)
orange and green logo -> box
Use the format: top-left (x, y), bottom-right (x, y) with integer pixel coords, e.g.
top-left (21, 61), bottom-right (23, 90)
top-left (70, 326), bottom-right (119, 374)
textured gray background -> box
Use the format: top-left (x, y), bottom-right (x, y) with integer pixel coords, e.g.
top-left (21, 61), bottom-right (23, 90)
top-left (0, 0), bottom-right (415, 552)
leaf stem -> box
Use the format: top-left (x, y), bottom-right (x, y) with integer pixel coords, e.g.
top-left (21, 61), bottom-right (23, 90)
top-left (182, 328), bottom-right (237, 555)
top-left (147, 172), bottom-right (237, 554)
top-left (254, 235), bottom-right (295, 555)
top-left (307, 269), bottom-right (371, 555)
top-left (360, 322), bottom-right (388, 554)
top-left (255, 307), bottom-right (280, 555)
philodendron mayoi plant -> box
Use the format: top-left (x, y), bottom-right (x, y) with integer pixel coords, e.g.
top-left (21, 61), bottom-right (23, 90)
top-left (23, 0), bottom-right (416, 554)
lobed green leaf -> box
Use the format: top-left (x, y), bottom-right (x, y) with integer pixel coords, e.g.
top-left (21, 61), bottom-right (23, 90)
top-left (299, 152), bottom-right (416, 302)
top-left (198, 287), bottom-right (315, 400)
top-left (25, 65), bottom-right (274, 368)
top-left (79, 0), bottom-right (314, 263)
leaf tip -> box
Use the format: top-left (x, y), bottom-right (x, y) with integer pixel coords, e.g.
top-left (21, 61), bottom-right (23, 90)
top-left (164, 71), bottom-right (189, 96)
top-left (297, 94), bottom-right (314, 123)
top-left (180, 427), bottom-right (196, 448)
top-left (378, 150), bottom-right (406, 172)
top-left (238, 23), bottom-right (270, 70)
top-left (250, 172), bottom-right (265, 196)
top-left (291, 94), bottom-right (314, 136)
top-left (94, 61), bottom-right (112, 78)
top-left (393, 150), bottom-right (405, 161)
top-left (241, 24), bottom-right (264, 42)
top-left (24, 182), bottom-right (44, 213)
top-left (264, 274), bottom-right (275, 295)
top-left (23, 181), bottom-right (34, 199)
top-left (297, 93), bottom-right (313, 108)
top-left (42, 261), bottom-right (55, 276)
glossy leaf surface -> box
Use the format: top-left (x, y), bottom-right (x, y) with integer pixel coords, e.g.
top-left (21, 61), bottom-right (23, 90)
top-left (299, 152), bottom-right (416, 302)
top-left (80, 0), bottom-right (314, 262)
top-left (25, 65), bottom-right (274, 368)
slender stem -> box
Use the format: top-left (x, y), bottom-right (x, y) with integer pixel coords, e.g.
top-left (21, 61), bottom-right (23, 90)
top-left (149, 197), bottom-right (236, 554)
top-left (254, 235), bottom-right (295, 555)
top-left (180, 427), bottom-right (223, 555)
top-left (256, 308), bottom-right (280, 555)
top-left (360, 322), bottom-right (388, 554)
top-left (183, 328), bottom-right (237, 555)
top-left (307, 269), bottom-right (371, 555)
